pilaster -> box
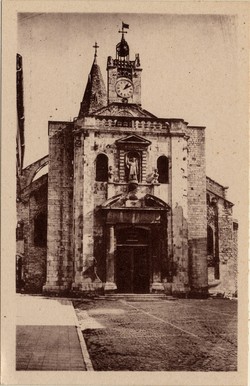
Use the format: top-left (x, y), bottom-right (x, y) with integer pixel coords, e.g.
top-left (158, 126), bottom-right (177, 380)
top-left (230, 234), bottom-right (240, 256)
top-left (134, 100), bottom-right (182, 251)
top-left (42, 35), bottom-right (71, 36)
top-left (104, 225), bottom-right (117, 292)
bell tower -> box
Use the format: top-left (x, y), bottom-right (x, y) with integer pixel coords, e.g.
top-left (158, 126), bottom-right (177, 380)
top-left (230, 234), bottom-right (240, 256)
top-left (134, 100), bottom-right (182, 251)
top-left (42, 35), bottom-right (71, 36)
top-left (107, 23), bottom-right (142, 106)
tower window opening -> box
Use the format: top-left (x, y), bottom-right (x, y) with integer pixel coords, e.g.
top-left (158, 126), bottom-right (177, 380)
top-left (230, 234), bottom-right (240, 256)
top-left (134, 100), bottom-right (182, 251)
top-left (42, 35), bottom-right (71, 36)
top-left (157, 156), bottom-right (169, 184)
top-left (96, 154), bottom-right (108, 182)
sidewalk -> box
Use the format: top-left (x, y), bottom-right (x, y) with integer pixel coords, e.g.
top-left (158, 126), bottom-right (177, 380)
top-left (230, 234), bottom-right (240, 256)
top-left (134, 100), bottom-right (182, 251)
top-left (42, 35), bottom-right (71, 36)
top-left (16, 294), bottom-right (91, 371)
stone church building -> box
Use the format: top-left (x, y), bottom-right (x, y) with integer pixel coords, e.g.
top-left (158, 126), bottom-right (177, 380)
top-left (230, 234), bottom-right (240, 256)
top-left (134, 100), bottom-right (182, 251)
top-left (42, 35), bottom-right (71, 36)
top-left (16, 25), bottom-right (238, 297)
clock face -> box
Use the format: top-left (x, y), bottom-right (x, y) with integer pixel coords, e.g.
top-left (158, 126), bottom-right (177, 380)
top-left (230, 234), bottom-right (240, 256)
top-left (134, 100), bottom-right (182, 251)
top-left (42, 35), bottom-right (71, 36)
top-left (115, 78), bottom-right (134, 98)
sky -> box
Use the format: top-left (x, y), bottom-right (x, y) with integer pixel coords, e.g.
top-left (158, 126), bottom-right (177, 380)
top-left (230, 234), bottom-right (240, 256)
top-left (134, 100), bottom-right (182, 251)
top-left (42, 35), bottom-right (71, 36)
top-left (17, 12), bottom-right (246, 218)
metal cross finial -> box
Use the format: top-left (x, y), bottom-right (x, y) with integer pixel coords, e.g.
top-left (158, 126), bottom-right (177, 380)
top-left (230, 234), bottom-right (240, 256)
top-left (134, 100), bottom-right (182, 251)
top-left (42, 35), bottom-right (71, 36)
top-left (118, 22), bottom-right (129, 38)
top-left (93, 42), bottom-right (99, 57)
top-left (118, 29), bottom-right (127, 35)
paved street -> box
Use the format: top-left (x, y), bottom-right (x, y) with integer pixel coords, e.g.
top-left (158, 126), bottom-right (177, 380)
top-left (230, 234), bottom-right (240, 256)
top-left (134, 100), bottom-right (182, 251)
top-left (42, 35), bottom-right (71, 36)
top-left (16, 294), bottom-right (87, 371)
top-left (16, 294), bottom-right (237, 372)
top-left (16, 325), bottom-right (86, 371)
top-left (73, 298), bottom-right (237, 371)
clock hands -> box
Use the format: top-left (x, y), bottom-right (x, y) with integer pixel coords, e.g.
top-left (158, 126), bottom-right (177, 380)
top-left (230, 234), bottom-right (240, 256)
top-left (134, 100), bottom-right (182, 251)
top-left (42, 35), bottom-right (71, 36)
top-left (123, 83), bottom-right (132, 90)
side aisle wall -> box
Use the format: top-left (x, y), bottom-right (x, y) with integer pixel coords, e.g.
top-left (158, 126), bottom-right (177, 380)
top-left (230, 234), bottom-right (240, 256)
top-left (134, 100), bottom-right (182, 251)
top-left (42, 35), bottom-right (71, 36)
top-left (17, 175), bottom-right (48, 292)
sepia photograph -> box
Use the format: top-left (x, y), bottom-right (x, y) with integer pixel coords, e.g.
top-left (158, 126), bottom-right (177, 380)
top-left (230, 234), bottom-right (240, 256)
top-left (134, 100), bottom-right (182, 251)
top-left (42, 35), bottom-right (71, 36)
top-left (1, 1), bottom-right (249, 385)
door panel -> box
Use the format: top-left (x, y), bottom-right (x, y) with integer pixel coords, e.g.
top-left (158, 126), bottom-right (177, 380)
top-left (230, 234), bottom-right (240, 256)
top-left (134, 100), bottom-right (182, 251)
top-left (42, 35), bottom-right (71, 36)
top-left (133, 247), bottom-right (149, 293)
top-left (116, 247), bottom-right (133, 293)
top-left (116, 246), bottom-right (149, 293)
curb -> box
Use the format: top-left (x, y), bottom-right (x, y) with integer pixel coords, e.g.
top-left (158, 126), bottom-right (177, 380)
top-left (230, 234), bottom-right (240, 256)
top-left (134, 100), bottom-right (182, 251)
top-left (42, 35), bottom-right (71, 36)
top-left (69, 300), bottom-right (94, 371)
top-left (76, 325), bottom-right (94, 371)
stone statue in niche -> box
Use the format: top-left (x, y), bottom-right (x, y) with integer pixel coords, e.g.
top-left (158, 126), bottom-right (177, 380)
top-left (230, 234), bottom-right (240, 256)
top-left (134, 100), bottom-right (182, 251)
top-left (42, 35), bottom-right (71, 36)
top-left (135, 53), bottom-right (140, 67)
top-left (108, 166), bottom-right (113, 182)
top-left (107, 56), bottom-right (113, 66)
top-left (125, 152), bottom-right (139, 183)
top-left (146, 168), bottom-right (159, 184)
top-left (152, 168), bottom-right (159, 184)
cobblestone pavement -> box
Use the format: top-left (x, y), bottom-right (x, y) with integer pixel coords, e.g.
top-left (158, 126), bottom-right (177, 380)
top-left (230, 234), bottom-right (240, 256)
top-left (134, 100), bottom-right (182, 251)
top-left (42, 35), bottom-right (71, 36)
top-left (73, 298), bottom-right (237, 371)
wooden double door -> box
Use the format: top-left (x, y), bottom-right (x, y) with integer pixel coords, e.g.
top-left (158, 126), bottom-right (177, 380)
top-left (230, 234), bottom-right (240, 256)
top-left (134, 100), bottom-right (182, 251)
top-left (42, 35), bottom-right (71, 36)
top-left (116, 246), bottom-right (150, 293)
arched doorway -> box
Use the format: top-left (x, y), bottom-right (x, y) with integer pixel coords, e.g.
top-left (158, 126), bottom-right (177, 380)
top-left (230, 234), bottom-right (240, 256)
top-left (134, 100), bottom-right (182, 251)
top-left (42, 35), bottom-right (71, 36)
top-left (115, 227), bottom-right (150, 293)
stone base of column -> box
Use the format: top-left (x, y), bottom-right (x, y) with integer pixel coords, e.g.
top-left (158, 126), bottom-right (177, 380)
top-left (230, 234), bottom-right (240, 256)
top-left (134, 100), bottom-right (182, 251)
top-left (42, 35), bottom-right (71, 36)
top-left (72, 281), bottom-right (103, 292)
top-left (172, 282), bottom-right (190, 298)
top-left (189, 286), bottom-right (208, 299)
top-left (104, 282), bottom-right (117, 293)
top-left (151, 282), bottom-right (165, 293)
top-left (43, 283), bottom-right (70, 293)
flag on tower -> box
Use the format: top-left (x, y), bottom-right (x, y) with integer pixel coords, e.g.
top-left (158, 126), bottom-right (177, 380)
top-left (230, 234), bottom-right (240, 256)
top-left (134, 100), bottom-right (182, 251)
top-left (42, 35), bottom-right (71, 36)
top-left (122, 22), bottom-right (129, 29)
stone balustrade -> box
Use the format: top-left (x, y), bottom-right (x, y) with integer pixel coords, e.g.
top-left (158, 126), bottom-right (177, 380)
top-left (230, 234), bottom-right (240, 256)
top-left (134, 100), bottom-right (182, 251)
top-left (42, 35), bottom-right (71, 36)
top-left (95, 117), bottom-right (169, 131)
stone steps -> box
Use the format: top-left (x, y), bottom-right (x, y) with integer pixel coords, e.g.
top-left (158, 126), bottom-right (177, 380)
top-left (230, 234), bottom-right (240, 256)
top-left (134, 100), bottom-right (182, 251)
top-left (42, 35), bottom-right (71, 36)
top-left (96, 293), bottom-right (177, 302)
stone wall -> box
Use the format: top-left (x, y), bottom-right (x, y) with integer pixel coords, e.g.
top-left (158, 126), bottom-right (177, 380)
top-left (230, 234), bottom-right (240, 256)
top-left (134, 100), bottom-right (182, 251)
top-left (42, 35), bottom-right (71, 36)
top-left (186, 126), bottom-right (208, 295)
top-left (206, 178), bottom-right (237, 297)
top-left (206, 176), bottom-right (227, 198)
top-left (232, 221), bottom-right (238, 294)
top-left (72, 132), bottom-right (84, 287)
top-left (170, 123), bottom-right (189, 295)
top-left (216, 200), bottom-right (236, 296)
top-left (44, 122), bottom-right (74, 293)
top-left (17, 174), bottom-right (48, 292)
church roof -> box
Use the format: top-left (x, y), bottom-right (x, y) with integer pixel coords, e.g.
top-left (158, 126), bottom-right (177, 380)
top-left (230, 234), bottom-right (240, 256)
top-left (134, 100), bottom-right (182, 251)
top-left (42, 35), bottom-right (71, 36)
top-left (78, 56), bottom-right (107, 118)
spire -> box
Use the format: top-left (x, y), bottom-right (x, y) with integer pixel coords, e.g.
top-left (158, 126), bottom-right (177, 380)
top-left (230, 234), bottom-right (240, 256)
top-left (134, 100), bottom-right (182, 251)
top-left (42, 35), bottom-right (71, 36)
top-left (78, 43), bottom-right (107, 117)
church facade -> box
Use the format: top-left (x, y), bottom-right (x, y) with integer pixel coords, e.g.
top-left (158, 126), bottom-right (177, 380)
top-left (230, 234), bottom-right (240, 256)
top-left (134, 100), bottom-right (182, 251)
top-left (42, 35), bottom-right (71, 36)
top-left (16, 25), bottom-right (238, 297)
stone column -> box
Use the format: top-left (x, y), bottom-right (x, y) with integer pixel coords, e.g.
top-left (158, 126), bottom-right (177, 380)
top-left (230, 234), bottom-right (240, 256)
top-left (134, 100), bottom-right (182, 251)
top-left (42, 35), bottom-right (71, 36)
top-left (104, 225), bottom-right (117, 292)
top-left (151, 226), bottom-right (164, 293)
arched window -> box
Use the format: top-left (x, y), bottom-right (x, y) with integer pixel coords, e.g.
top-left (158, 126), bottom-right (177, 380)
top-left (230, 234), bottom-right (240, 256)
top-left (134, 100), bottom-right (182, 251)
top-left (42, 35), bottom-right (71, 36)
top-left (34, 213), bottom-right (47, 247)
top-left (157, 156), bottom-right (169, 184)
top-left (96, 154), bottom-right (108, 182)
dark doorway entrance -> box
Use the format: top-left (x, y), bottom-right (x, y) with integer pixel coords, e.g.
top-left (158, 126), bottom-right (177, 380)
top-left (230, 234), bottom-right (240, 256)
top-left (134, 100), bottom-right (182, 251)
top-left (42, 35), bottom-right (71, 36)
top-left (116, 227), bottom-right (150, 293)
top-left (116, 246), bottom-right (149, 293)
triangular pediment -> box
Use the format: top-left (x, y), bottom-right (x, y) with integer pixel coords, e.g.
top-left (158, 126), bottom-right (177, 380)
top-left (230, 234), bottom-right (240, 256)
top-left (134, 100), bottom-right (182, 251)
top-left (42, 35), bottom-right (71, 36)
top-left (93, 103), bottom-right (157, 118)
top-left (116, 134), bottom-right (151, 147)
